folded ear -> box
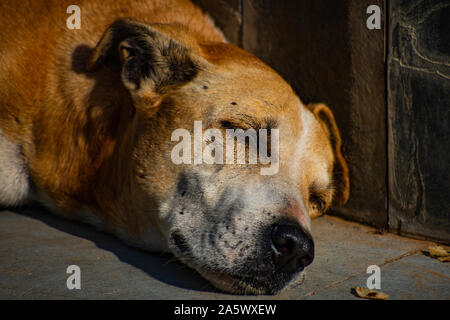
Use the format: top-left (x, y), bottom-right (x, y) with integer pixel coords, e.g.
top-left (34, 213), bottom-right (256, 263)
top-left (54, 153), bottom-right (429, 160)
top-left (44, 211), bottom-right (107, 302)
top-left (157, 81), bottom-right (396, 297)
top-left (307, 103), bottom-right (350, 206)
top-left (87, 18), bottom-right (198, 110)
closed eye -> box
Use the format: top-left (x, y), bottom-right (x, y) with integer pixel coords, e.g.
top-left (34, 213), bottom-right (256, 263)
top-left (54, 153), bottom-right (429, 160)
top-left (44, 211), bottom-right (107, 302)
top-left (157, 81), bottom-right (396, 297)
top-left (220, 118), bottom-right (275, 158)
top-left (309, 193), bottom-right (326, 211)
top-left (220, 120), bottom-right (244, 130)
top-left (220, 115), bottom-right (278, 131)
top-left (309, 182), bottom-right (334, 212)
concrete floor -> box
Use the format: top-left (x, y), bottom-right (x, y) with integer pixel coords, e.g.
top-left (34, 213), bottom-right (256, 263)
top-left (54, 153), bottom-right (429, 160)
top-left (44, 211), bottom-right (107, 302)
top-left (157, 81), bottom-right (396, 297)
top-left (0, 206), bottom-right (449, 299)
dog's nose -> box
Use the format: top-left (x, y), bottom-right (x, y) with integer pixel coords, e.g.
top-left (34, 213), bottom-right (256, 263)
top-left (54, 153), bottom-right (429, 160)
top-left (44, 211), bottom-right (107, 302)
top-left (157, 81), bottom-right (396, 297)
top-left (270, 222), bottom-right (314, 273)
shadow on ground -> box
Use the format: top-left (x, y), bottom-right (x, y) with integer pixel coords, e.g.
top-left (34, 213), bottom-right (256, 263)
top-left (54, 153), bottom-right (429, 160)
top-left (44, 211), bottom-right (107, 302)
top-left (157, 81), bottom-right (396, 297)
top-left (1, 205), bottom-right (448, 299)
top-left (7, 205), bottom-right (218, 294)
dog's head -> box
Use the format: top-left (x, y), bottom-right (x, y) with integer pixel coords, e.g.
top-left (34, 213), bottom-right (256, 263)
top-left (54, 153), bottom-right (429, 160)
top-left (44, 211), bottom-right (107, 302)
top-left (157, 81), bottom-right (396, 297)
top-left (88, 18), bottom-right (349, 294)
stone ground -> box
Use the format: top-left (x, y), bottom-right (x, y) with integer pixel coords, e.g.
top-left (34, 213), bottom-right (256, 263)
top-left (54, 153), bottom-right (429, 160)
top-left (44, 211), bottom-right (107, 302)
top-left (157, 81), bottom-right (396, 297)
top-left (0, 207), bottom-right (449, 300)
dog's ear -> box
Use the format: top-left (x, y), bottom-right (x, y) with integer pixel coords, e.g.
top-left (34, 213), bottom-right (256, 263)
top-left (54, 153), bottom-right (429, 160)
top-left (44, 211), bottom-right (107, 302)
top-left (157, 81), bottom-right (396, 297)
top-left (87, 18), bottom-right (198, 110)
top-left (307, 103), bottom-right (350, 206)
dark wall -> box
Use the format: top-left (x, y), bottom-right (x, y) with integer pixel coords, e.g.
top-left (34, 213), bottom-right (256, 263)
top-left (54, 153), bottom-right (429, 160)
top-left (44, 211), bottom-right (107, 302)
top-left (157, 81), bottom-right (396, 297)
top-left (192, 0), bottom-right (243, 46)
top-left (388, 0), bottom-right (450, 242)
top-left (194, 0), bottom-right (450, 242)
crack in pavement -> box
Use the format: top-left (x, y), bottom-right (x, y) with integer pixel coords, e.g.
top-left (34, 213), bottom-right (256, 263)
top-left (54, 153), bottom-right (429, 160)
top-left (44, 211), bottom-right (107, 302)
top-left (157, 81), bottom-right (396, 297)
top-left (298, 249), bottom-right (424, 299)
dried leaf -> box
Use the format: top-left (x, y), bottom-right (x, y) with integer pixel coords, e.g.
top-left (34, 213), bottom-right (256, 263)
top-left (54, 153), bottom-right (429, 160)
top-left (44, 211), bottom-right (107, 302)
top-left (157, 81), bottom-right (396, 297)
top-left (438, 256), bottom-right (450, 262)
top-left (428, 245), bottom-right (450, 259)
top-left (352, 286), bottom-right (389, 300)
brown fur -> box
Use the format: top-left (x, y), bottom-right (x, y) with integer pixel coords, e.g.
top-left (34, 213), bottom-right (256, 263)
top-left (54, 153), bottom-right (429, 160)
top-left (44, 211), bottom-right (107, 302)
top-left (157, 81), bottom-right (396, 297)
top-left (0, 0), bottom-right (349, 294)
top-left (0, 0), bottom-right (225, 237)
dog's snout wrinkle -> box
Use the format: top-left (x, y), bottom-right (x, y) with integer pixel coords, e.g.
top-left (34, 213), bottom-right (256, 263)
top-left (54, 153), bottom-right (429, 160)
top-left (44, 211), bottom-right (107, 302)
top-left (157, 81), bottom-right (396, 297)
top-left (270, 222), bottom-right (314, 274)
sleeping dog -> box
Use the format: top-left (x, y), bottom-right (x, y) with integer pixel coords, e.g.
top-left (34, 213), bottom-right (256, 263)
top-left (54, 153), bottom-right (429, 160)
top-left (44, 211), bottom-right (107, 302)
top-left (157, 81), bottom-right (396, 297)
top-left (0, 0), bottom-right (349, 294)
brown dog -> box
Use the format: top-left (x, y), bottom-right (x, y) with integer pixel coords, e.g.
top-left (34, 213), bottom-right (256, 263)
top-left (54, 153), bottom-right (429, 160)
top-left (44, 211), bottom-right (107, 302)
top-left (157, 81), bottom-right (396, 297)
top-left (0, 0), bottom-right (349, 294)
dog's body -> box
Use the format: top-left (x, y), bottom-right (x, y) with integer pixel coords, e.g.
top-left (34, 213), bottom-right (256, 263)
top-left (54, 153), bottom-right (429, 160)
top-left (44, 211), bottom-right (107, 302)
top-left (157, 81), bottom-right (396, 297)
top-left (0, 0), bottom-right (349, 294)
